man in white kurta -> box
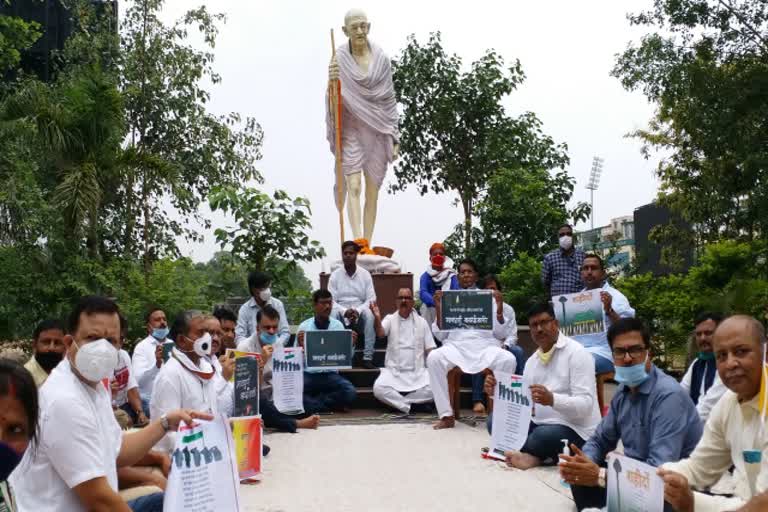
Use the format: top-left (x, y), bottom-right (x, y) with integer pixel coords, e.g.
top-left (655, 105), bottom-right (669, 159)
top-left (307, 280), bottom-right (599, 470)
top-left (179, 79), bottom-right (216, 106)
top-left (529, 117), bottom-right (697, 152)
top-left (328, 241), bottom-right (377, 367)
top-left (371, 288), bottom-right (436, 414)
top-left (659, 315), bottom-right (768, 512)
top-left (427, 260), bottom-right (517, 429)
top-left (132, 307), bottom-right (170, 404)
top-left (150, 311), bottom-right (221, 453)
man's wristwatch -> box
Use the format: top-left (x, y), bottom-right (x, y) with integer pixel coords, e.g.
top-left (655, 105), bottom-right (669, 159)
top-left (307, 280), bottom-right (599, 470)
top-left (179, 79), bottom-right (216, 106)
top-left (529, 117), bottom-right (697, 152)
top-left (598, 468), bottom-right (607, 488)
top-left (160, 413), bottom-right (170, 432)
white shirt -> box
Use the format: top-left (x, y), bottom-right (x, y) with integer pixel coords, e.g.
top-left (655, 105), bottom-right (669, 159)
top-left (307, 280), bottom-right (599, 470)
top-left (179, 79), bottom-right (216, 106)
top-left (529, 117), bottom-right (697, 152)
top-left (150, 349), bottom-right (219, 452)
top-left (663, 391), bottom-right (768, 512)
top-left (680, 359), bottom-right (727, 422)
top-left (500, 303), bottom-right (518, 348)
top-left (375, 312), bottom-right (436, 391)
top-left (11, 359), bottom-right (122, 512)
top-left (210, 356), bottom-right (234, 416)
top-left (327, 266), bottom-right (376, 313)
top-left (111, 349), bottom-right (138, 408)
top-left (132, 334), bottom-right (163, 400)
top-left (523, 334), bottom-right (601, 440)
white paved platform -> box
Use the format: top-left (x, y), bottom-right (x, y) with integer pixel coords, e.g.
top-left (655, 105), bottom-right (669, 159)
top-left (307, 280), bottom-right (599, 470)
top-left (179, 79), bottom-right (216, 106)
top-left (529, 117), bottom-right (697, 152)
top-left (241, 422), bottom-right (575, 511)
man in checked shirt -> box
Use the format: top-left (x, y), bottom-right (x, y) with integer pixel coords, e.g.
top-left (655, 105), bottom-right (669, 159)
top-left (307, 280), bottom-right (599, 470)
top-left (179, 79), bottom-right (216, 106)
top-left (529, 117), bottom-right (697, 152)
top-left (541, 224), bottom-right (586, 298)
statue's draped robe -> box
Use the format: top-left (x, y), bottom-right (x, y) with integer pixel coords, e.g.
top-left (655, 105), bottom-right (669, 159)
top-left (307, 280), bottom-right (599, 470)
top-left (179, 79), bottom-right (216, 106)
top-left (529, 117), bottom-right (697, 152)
top-left (327, 42), bottom-right (398, 207)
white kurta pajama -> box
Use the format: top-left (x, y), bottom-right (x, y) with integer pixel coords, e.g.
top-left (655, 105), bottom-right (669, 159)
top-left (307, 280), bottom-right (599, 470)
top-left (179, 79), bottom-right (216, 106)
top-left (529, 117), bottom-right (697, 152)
top-left (373, 311), bottom-right (436, 413)
top-left (662, 391), bottom-right (768, 511)
top-left (428, 302), bottom-right (517, 418)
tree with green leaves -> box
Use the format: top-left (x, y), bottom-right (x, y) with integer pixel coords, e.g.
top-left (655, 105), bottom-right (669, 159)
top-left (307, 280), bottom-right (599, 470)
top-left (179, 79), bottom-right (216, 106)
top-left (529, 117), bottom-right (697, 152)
top-left (118, 0), bottom-right (263, 273)
top-left (444, 166), bottom-right (590, 272)
top-left (392, 32), bottom-right (570, 252)
top-left (613, 0), bottom-right (768, 247)
top-left (209, 186), bottom-right (325, 271)
top-left (0, 8), bottom-right (41, 76)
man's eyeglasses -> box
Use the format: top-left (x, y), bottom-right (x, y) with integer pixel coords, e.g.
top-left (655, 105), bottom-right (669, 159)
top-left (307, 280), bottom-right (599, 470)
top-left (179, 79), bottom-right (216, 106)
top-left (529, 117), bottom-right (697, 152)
top-left (529, 318), bottom-right (554, 330)
top-left (397, 296), bottom-right (413, 301)
top-left (612, 345), bottom-right (647, 359)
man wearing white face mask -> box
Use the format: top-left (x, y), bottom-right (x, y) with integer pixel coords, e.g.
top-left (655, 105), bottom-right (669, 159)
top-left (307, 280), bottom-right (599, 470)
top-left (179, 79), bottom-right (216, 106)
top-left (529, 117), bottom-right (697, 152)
top-left (542, 224), bottom-right (586, 298)
top-left (10, 296), bottom-right (212, 512)
top-left (150, 310), bottom-right (224, 453)
top-left (235, 271), bottom-right (290, 346)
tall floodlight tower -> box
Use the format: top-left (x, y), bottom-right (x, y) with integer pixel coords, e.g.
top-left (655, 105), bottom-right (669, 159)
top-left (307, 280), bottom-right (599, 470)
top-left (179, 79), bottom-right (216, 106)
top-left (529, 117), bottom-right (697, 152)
top-left (585, 156), bottom-right (604, 231)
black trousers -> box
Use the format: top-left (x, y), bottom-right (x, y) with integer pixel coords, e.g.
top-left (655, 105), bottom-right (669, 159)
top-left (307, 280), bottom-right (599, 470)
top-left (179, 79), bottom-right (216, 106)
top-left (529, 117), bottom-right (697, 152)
top-left (261, 399), bottom-right (298, 433)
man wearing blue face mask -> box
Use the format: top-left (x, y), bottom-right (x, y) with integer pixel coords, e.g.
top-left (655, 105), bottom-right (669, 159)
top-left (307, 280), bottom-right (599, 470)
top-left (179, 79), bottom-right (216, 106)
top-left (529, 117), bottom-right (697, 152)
top-left (559, 317), bottom-right (702, 511)
top-left (238, 306), bottom-right (321, 432)
top-left (132, 307), bottom-right (170, 407)
top-left (235, 271), bottom-right (291, 346)
top-left (296, 289), bottom-right (358, 413)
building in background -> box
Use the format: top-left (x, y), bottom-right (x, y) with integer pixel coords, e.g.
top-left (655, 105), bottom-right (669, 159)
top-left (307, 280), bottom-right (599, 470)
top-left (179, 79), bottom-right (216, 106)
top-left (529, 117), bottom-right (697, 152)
top-left (0, 0), bottom-right (117, 82)
top-left (576, 215), bottom-right (635, 273)
top-left (576, 202), bottom-right (695, 276)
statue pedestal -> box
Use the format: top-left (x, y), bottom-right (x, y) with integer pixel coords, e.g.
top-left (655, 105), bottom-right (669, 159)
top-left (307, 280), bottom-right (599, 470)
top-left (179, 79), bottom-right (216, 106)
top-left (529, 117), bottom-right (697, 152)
top-left (319, 272), bottom-right (414, 317)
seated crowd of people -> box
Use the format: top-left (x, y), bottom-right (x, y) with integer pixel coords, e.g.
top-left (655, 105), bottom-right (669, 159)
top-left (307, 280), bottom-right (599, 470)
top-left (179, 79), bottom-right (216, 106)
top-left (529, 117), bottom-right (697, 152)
top-left (0, 229), bottom-right (767, 511)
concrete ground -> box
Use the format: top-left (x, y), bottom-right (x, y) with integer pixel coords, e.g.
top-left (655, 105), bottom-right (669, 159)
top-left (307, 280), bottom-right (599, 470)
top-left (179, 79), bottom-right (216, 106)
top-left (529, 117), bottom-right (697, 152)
top-left (241, 421), bottom-right (575, 512)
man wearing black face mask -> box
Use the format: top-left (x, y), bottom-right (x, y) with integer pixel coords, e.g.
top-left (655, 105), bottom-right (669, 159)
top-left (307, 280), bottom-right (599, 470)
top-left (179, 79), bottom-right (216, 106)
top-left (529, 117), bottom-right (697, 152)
top-left (25, 319), bottom-right (66, 387)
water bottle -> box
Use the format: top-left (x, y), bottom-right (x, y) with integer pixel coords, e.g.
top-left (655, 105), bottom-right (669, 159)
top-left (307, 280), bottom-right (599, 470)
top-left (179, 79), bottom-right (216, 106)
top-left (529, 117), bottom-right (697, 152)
top-left (559, 439), bottom-right (571, 488)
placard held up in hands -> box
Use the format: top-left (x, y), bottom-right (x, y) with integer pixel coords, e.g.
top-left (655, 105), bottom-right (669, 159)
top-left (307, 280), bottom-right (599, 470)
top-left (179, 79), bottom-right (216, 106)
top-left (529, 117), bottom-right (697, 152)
top-left (233, 356), bottom-right (259, 418)
top-left (440, 290), bottom-right (493, 331)
top-left (552, 290), bottom-right (605, 337)
top-left (304, 330), bottom-right (353, 370)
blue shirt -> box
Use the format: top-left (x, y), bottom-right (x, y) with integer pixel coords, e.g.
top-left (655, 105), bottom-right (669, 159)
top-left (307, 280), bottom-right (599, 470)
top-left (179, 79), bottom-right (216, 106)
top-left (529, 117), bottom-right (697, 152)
top-left (296, 316), bottom-right (347, 374)
top-left (419, 271), bottom-right (460, 307)
top-left (542, 247), bottom-right (586, 297)
top-left (582, 365), bottom-right (703, 467)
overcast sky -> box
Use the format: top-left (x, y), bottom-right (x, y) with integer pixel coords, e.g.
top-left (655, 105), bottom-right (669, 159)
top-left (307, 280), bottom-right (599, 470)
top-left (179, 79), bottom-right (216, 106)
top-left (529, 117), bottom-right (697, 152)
top-left (155, 0), bottom-right (661, 287)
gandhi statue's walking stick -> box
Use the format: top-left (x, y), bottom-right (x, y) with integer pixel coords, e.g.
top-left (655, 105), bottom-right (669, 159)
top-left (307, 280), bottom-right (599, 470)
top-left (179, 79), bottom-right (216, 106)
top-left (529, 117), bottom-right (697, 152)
top-left (329, 29), bottom-right (345, 243)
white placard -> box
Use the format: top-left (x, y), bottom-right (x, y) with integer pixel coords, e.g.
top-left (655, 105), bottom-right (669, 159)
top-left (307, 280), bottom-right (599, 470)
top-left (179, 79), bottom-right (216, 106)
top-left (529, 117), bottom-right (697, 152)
top-left (273, 345), bottom-right (305, 414)
top-left (489, 372), bottom-right (533, 460)
top-left (606, 453), bottom-right (665, 512)
top-left (164, 414), bottom-right (241, 512)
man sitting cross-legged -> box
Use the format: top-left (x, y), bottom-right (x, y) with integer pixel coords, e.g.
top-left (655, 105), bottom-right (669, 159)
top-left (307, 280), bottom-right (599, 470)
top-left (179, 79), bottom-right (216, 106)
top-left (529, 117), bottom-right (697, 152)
top-left (295, 289), bottom-right (358, 413)
top-left (427, 258), bottom-right (517, 429)
top-left (370, 288), bottom-right (436, 415)
top-left (484, 301), bottom-right (601, 469)
top-left (238, 305), bottom-right (320, 432)
top-left (658, 315), bottom-right (768, 512)
top-left (328, 240), bottom-right (377, 369)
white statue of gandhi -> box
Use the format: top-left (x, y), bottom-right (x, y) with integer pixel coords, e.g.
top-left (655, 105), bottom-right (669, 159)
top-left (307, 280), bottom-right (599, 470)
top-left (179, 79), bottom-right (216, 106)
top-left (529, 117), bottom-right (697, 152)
top-left (327, 8), bottom-right (399, 243)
